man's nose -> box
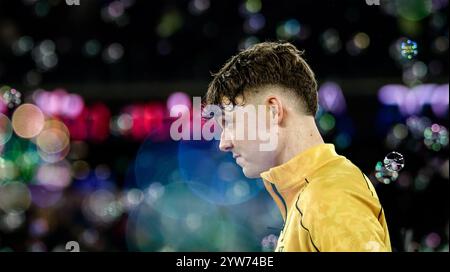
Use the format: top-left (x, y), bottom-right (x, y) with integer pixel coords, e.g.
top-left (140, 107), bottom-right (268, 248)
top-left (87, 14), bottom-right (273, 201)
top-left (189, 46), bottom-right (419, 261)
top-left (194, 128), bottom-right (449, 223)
top-left (219, 130), bottom-right (233, 152)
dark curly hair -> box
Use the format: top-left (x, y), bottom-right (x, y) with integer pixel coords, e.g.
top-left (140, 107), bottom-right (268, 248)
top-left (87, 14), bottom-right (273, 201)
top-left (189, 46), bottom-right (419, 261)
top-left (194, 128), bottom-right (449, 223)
top-left (205, 41), bottom-right (318, 116)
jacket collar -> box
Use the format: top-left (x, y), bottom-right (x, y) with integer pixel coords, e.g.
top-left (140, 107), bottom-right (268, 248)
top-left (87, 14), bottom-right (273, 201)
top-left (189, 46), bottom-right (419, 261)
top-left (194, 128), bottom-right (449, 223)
top-left (260, 143), bottom-right (340, 221)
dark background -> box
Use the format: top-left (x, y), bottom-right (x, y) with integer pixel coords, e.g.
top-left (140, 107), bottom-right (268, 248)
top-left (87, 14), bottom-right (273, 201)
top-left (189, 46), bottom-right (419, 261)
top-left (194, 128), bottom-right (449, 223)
top-left (0, 0), bottom-right (448, 252)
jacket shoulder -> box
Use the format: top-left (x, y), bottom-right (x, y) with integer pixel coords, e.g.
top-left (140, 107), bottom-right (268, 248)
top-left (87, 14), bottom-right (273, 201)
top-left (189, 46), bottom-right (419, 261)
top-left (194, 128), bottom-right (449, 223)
top-left (299, 157), bottom-right (381, 211)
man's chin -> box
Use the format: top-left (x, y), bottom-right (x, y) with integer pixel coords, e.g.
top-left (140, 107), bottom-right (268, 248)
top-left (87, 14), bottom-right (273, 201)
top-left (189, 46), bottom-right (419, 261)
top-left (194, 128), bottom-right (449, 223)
top-left (242, 167), bottom-right (260, 179)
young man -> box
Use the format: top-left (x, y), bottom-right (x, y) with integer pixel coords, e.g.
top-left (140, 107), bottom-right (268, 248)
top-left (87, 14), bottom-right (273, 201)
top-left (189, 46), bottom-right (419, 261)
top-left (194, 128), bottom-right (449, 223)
top-left (204, 42), bottom-right (391, 252)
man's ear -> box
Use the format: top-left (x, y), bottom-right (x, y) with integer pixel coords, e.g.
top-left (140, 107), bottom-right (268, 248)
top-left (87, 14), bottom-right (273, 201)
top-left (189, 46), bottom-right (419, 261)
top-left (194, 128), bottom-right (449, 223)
top-left (265, 96), bottom-right (284, 125)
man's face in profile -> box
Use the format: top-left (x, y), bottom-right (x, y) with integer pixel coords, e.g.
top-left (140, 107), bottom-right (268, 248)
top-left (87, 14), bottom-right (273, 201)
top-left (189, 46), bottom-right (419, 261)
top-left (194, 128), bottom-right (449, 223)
top-left (216, 97), bottom-right (280, 179)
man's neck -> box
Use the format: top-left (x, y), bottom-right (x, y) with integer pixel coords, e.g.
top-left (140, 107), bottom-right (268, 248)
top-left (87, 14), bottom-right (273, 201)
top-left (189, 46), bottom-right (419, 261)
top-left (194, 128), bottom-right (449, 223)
top-left (277, 116), bottom-right (324, 166)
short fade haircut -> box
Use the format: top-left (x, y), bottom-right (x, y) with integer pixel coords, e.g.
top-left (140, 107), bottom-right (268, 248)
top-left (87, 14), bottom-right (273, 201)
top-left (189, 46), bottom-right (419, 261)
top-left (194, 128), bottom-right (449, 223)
top-left (205, 41), bottom-right (318, 116)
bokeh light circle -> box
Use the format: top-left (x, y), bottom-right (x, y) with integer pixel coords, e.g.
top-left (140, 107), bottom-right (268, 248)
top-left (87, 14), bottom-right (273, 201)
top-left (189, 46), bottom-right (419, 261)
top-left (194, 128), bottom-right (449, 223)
top-left (12, 103), bottom-right (45, 139)
top-left (37, 144), bottom-right (70, 163)
top-left (82, 189), bottom-right (123, 225)
top-left (167, 92), bottom-right (191, 113)
top-left (395, 0), bottom-right (432, 21)
top-left (127, 187), bottom-right (256, 251)
top-left (146, 181), bottom-right (216, 220)
top-left (0, 182), bottom-right (32, 213)
top-left (400, 39), bottom-right (419, 60)
top-left (178, 140), bottom-right (264, 206)
top-left (134, 139), bottom-right (180, 190)
top-left (29, 185), bottom-right (63, 208)
top-left (2, 87), bottom-right (22, 109)
top-left (35, 160), bottom-right (72, 189)
top-left (0, 113), bottom-right (13, 145)
top-left (36, 119), bottom-right (70, 154)
top-left (424, 124), bottom-right (449, 151)
top-left (0, 158), bottom-right (19, 182)
top-left (375, 161), bottom-right (399, 184)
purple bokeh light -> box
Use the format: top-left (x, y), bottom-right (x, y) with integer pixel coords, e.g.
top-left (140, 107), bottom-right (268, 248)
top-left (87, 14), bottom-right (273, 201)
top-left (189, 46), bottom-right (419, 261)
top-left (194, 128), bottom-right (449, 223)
top-left (318, 82), bottom-right (347, 115)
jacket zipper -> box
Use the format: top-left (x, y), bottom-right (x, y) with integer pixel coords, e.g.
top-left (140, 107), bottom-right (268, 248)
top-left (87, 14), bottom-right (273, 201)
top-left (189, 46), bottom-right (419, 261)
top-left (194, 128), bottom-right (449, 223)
top-left (270, 183), bottom-right (288, 225)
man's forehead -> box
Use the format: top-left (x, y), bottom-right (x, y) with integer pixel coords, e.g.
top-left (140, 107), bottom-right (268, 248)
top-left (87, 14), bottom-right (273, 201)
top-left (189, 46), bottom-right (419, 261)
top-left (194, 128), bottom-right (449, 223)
top-left (220, 96), bottom-right (231, 106)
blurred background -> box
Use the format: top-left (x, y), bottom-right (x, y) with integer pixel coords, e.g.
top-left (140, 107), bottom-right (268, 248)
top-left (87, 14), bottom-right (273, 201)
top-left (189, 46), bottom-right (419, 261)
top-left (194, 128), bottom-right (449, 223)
top-left (0, 0), bottom-right (448, 252)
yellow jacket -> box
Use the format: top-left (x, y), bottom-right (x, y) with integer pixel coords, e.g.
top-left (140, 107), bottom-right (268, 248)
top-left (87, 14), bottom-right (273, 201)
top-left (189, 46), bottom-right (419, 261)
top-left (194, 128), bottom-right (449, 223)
top-left (260, 144), bottom-right (391, 252)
